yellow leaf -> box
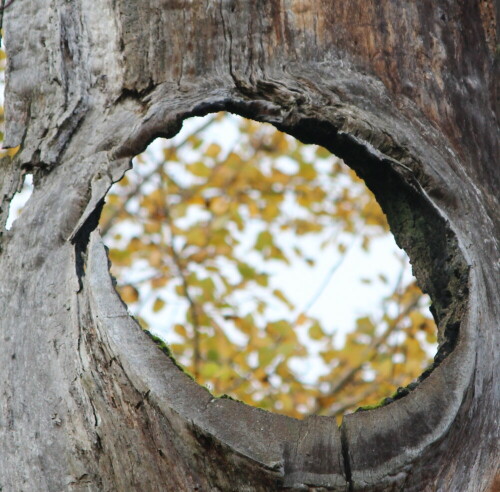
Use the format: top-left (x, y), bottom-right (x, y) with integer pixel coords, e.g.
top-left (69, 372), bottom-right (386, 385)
top-left (320, 350), bottom-right (338, 364)
top-left (209, 196), bottom-right (230, 215)
top-left (255, 230), bottom-right (273, 251)
top-left (211, 215), bottom-right (230, 230)
top-left (272, 289), bottom-right (293, 309)
top-left (355, 316), bottom-right (375, 336)
top-left (149, 249), bottom-right (163, 268)
top-left (261, 203), bottom-right (279, 221)
top-left (118, 175), bottom-right (130, 187)
top-left (128, 237), bottom-right (144, 252)
top-left (205, 143), bottom-right (221, 159)
top-left (278, 343), bottom-right (297, 357)
top-left (186, 227), bottom-right (206, 246)
top-left (174, 324), bottom-right (188, 337)
top-left (6, 146), bottom-right (20, 157)
top-left (120, 285), bottom-right (139, 304)
top-left (162, 147), bottom-right (176, 161)
top-left (235, 316), bottom-right (254, 335)
top-left (267, 320), bottom-right (292, 337)
top-left (144, 221), bottom-right (161, 234)
top-left (309, 322), bottom-right (325, 340)
top-left (258, 347), bottom-right (275, 368)
top-left (151, 276), bottom-right (168, 289)
top-left (187, 161), bottom-right (211, 177)
top-left (315, 146), bottom-right (330, 159)
top-left (152, 298), bottom-right (165, 312)
top-left (238, 263), bottom-right (256, 280)
top-left (247, 200), bottom-right (259, 217)
top-left (298, 162), bottom-right (317, 180)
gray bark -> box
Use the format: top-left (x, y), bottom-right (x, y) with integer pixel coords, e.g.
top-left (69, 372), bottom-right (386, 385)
top-left (0, 1), bottom-right (498, 491)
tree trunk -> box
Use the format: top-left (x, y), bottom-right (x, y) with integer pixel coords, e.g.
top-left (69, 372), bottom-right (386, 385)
top-left (1, 1), bottom-right (498, 490)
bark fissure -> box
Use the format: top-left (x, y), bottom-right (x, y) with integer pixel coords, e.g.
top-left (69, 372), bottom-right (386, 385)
top-left (340, 424), bottom-right (353, 492)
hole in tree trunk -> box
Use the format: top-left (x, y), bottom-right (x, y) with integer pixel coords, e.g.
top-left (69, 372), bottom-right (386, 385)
top-left (99, 112), bottom-right (447, 422)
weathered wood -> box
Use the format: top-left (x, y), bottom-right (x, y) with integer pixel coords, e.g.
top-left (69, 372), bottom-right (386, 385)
top-left (1, 1), bottom-right (498, 490)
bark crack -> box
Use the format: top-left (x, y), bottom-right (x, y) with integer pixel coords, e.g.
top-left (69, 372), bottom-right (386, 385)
top-left (88, 392), bottom-right (99, 427)
top-left (340, 423), bottom-right (353, 491)
top-left (134, 389), bottom-right (151, 409)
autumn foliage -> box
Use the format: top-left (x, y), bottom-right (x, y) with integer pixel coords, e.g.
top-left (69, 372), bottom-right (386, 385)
top-left (100, 114), bottom-right (436, 421)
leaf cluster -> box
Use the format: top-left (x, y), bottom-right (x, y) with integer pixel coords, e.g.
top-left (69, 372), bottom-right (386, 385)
top-left (101, 114), bottom-right (436, 420)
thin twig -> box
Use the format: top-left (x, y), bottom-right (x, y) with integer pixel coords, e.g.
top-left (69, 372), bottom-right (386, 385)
top-left (299, 235), bottom-right (358, 316)
top-left (164, 206), bottom-right (202, 379)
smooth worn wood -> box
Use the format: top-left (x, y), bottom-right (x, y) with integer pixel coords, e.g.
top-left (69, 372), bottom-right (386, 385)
top-left (1, 1), bottom-right (498, 490)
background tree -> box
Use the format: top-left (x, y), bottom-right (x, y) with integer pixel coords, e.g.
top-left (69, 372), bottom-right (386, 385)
top-left (0, 1), bottom-right (498, 491)
top-left (100, 113), bottom-right (436, 420)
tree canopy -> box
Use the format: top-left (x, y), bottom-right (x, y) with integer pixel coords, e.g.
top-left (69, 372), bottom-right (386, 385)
top-left (100, 113), bottom-right (436, 421)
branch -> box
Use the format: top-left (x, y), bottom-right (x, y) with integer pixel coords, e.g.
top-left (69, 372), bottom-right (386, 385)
top-left (163, 206), bottom-right (202, 379)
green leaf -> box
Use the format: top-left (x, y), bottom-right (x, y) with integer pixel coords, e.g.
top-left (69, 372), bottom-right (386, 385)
top-left (237, 262), bottom-right (256, 280)
top-left (255, 230), bottom-right (273, 251)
